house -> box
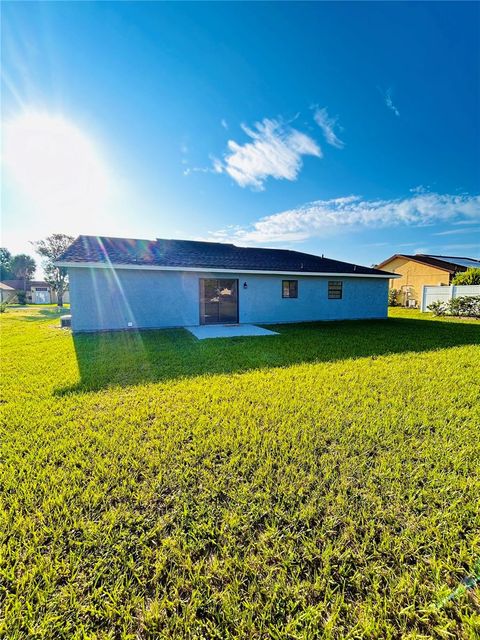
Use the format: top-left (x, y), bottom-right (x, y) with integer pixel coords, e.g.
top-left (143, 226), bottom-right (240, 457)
top-left (0, 282), bottom-right (16, 303)
top-left (56, 235), bottom-right (398, 333)
top-left (0, 279), bottom-right (70, 304)
top-left (1, 279), bottom-right (53, 304)
top-left (375, 254), bottom-right (480, 307)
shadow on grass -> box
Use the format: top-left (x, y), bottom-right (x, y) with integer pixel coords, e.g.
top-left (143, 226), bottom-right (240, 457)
top-left (17, 307), bottom-right (69, 320)
top-left (55, 316), bottom-right (480, 394)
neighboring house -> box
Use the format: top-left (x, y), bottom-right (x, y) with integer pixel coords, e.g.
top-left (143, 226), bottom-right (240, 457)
top-left (56, 235), bottom-right (398, 333)
top-left (0, 279), bottom-right (69, 304)
top-left (0, 282), bottom-right (16, 303)
top-left (376, 254), bottom-right (480, 307)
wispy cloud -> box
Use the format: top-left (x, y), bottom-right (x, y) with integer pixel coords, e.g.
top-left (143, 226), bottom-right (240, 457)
top-left (433, 227), bottom-right (480, 236)
top-left (205, 192), bottom-right (480, 244)
top-left (365, 242), bottom-right (390, 247)
top-left (183, 164), bottom-right (220, 177)
top-left (212, 118), bottom-right (321, 190)
top-left (382, 87), bottom-right (400, 117)
top-left (440, 243), bottom-right (480, 252)
top-left (453, 219), bottom-right (480, 225)
top-left (313, 107), bottom-right (344, 148)
top-left (221, 118), bottom-right (228, 130)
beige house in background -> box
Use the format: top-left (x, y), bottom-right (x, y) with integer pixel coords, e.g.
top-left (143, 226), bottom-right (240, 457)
top-left (375, 254), bottom-right (480, 307)
top-left (0, 279), bottom-right (70, 304)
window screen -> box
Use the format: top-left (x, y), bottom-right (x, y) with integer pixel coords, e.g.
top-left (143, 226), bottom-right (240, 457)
top-left (328, 281), bottom-right (343, 299)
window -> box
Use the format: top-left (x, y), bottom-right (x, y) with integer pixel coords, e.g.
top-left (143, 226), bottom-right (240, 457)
top-left (328, 281), bottom-right (343, 299)
top-left (282, 280), bottom-right (298, 298)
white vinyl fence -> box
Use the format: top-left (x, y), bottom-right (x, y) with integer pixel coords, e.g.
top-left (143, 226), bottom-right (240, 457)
top-left (421, 284), bottom-right (480, 311)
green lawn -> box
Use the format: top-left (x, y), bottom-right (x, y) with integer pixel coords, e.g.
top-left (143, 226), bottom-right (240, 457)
top-left (1, 306), bottom-right (479, 639)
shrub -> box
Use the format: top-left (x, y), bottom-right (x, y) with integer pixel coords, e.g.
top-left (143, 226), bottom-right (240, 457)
top-left (0, 301), bottom-right (7, 313)
top-left (452, 267), bottom-right (480, 286)
top-left (428, 295), bottom-right (480, 317)
top-left (16, 291), bottom-right (27, 305)
top-left (428, 300), bottom-right (448, 316)
top-left (453, 295), bottom-right (480, 318)
top-left (388, 288), bottom-right (399, 306)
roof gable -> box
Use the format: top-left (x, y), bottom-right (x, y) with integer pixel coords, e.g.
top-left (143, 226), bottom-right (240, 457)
top-left (57, 235), bottom-right (395, 277)
top-left (0, 282), bottom-right (15, 291)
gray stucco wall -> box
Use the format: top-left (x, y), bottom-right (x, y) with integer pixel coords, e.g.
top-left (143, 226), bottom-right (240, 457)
top-left (68, 267), bottom-right (389, 332)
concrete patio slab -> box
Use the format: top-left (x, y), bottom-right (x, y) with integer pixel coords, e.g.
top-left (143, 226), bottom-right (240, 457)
top-left (187, 324), bottom-right (279, 340)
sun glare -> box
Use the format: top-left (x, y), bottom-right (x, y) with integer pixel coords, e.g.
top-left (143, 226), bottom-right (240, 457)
top-left (2, 112), bottom-right (112, 229)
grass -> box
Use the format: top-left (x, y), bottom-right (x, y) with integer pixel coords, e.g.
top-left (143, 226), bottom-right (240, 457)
top-left (1, 306), bottom-right (479, 639)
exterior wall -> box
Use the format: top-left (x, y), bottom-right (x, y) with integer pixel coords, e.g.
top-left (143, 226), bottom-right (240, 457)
top-left (0, 288), bottom-right (15, 303)
top-left (380, 257), bottom-right (451, 306)
top-left (68, 267), bottom-right (389, 332)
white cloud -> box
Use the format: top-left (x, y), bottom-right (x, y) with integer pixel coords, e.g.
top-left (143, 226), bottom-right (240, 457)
top-left (183, 166), bottom-right (214, 176)
top-left (453, 219), bottom-right (480, 225)
top-left (221, 119), bottom-right (228, 130)
top-left (384, 88), bottom-right (400, 117)
top-left (214, 118), bottom-right (322, 190)
top-left (206, 192), bottom-right (480, 245)
top-left (440, 243), bottom-right (480, 252)
top-left (433, 227), bottom-right (480, 236)
top-left (313, 107), bottom-right (344, 148)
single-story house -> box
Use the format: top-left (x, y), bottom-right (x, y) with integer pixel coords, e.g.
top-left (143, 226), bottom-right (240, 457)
top-left (375, 254), bottom-right (480, 307)
top-left (0, 282), bottom-right (16, 303)
top-left (1, 279), bottom-right (53, 304)
top-left (56, 236), bottom-right (396, 331)
top-left (56, 235), bottom-right (399, 333)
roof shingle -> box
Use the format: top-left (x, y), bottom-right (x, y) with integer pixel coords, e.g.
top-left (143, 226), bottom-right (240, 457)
top-left (57, 235), bottom-right (395, 276)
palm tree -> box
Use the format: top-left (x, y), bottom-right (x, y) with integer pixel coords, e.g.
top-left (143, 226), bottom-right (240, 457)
top-left (10, 254), bottom-right (36, 292)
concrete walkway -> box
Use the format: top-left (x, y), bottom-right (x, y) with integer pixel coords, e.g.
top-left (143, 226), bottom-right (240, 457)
top-left (187, 324), bottom-right (278, 340)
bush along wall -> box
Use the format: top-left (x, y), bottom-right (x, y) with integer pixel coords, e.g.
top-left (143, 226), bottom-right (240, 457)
top-left (428, 295), bottom-right (480, 317)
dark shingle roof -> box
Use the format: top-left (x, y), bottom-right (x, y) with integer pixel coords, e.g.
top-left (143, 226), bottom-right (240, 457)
top-left (422, 255), bottom-right (480, 269)
top-left (57, 235), bottom-right (394, 276)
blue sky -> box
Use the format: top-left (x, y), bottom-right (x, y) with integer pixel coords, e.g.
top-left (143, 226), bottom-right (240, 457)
top-left (2, 1), bottom-right (479, 271)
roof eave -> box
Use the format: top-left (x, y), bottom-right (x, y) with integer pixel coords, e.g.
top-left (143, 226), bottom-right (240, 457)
top-left (55, 260), bottom-right (399, 278)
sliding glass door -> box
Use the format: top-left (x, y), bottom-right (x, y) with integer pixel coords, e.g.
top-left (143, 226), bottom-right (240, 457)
top-left (200, 279), bottom-right (239, 324)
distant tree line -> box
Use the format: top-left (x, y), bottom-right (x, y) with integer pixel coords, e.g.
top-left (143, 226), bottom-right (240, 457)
top-left (0, 249), bottom-right (36, 282)
top-left (1, 233), bottom-right (74, 307)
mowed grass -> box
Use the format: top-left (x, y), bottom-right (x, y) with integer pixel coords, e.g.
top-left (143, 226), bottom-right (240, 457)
top-left (1, 306), bottom-right (479, 639)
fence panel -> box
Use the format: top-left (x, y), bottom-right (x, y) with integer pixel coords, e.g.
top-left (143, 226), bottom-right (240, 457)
top-left (421, 284), bottom-right (480, 311)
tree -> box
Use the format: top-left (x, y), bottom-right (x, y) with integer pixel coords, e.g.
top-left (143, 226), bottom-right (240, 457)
top-left (10, 254), bottom-right (36, 288)
top-left (32, 234), bottom-right (74, 307)
top-left (0, 248), bottom-right (13, 280)
top-left (452, 268), bottom-right (480, 286)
